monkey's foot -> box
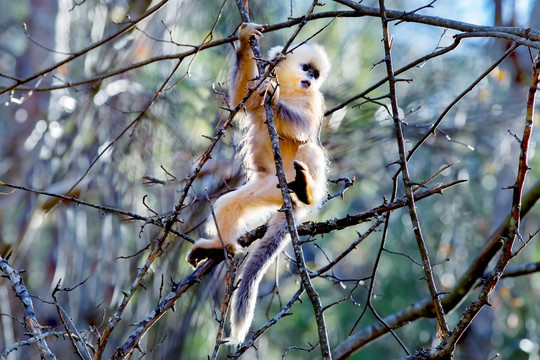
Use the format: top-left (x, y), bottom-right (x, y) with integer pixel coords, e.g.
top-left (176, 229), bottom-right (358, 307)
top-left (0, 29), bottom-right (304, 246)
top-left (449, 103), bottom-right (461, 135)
top-left (239, 23), bottom-right (266, 43)
top-left (287, 160), bottom-right (313, 205)
top-left (186, 240), bottom-right (240, 267)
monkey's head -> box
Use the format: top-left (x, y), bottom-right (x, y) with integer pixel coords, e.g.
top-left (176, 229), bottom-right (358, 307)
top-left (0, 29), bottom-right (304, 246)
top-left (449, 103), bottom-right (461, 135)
top-left (268, 43), bottom-right (330, 93)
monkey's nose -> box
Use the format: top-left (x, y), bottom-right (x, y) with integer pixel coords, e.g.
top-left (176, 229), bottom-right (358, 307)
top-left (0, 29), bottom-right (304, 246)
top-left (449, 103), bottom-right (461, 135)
top-left (301, 80), bottom-right (311, 88)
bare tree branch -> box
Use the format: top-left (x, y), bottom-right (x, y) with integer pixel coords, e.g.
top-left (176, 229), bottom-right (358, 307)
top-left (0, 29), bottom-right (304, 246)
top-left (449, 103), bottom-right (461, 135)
top-left (0, 0), bottom-right (170, 96)
top-left (0, 180), bottom-right (195, 243)
top-left (417, 51), bottom-right (540, 360)
top-left (332, 142), bottom-right (540, 360)
top-left (334, 1), bottom-right (540, 47)
top-left (378, 0), bottom-right (449, 339)
top-left (7, 5), bottom-right (539, 95)
top-left (0, 256), bottom-right (56, 360)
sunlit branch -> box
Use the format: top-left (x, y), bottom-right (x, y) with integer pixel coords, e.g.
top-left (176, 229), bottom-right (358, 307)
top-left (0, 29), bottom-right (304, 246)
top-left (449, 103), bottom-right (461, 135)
top-left (378, 0), bottom-right (449, 341)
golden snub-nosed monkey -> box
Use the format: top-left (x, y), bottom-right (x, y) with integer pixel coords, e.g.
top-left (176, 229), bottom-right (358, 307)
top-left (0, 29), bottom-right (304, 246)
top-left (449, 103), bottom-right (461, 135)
top-left (187, 22), bottom-right (330, 344)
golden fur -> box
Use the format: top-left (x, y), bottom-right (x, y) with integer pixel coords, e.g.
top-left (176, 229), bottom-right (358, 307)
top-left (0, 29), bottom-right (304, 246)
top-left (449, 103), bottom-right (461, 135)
top-left (187, 23), bottom-right (330, 344)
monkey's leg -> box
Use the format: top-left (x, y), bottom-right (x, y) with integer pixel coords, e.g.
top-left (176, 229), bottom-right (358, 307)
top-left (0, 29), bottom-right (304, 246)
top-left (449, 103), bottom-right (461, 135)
top-left (187, 175), bottom-right (283, 267)
top-left (288, 142), bottom-right (327, 205)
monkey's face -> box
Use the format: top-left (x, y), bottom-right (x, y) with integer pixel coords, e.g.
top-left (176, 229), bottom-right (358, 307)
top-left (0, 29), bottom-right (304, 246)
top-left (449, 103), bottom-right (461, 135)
top-left (269, 44), bottom-right (330, 94)
top-left (298, 62), bottom-right (321, 90)
top-left (275, 55), bottom-right (324, 93)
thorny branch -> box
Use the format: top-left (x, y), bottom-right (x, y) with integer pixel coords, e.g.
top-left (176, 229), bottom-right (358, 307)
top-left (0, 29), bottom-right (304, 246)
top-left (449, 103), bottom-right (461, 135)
top-left (0, 331), bottom-right (90, 360)
top-left (51, 280), bottom-right (93, 360)
top-left (378, 0), bottom-right (449, 342)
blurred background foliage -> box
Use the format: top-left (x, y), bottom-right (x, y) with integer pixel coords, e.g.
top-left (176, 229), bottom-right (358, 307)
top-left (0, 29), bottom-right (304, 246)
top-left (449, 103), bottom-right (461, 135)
top-left (0, 0), bottom-right (539, 359)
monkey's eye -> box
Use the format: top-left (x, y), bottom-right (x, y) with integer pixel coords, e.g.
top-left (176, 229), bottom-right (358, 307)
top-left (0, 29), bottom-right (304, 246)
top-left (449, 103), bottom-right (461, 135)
top-left (301, 64), bottom-right (310, 72)
top-left (313, 70), bottom-right (320, 79)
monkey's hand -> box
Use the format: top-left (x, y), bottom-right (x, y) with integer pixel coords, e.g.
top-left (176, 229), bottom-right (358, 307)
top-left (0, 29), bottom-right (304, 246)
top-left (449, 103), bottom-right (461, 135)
top-left (287, 160), bottom-right (314, 205)
top-left (239, 23), bottom-right (266, 44)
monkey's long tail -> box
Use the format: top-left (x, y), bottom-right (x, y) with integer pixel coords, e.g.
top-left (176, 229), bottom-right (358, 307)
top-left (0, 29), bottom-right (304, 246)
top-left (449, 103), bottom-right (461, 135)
top-left (228, 212), bottom-right (292, 345)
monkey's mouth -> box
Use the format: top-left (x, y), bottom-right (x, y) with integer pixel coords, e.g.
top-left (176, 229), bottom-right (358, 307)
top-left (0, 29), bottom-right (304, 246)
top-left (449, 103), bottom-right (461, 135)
top-left (300, 80), bottom-right (311, 89)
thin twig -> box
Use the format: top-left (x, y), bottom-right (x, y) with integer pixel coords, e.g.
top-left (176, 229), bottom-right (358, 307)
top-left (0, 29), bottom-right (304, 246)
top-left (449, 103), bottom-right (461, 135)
top-left (421, 52), bottom-right (540, 360)
top-left (405, 42), bottom-right (520, 162)
top-left (229, 287), bottom-right (305, 359)
top-left (325, 37), bottom-right (462, 116)
top-left (94, 10), bottom-right (231, 357)
top-left (0, 180), bottom-right (194, 243)
top-left (378, 0), bottom-right (449, 339)
top-left (331, 181), bottom-right (540, 360)
top-left (1, 0), bottom-right (171, 96)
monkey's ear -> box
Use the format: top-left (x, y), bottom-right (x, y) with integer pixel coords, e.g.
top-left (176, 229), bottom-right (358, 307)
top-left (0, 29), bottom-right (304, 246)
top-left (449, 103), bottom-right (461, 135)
top-left (268, 46), bottom-right (284, 61)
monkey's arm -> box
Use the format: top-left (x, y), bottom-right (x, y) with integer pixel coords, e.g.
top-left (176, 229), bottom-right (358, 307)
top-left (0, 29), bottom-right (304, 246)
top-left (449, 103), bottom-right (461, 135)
top-left (230, 23), bottom-right (264, 108)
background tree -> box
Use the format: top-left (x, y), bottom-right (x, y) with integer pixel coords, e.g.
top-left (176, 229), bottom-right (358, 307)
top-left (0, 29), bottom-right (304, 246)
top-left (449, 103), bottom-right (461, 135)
top-left (0, 0), bottom-right (539, 359)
